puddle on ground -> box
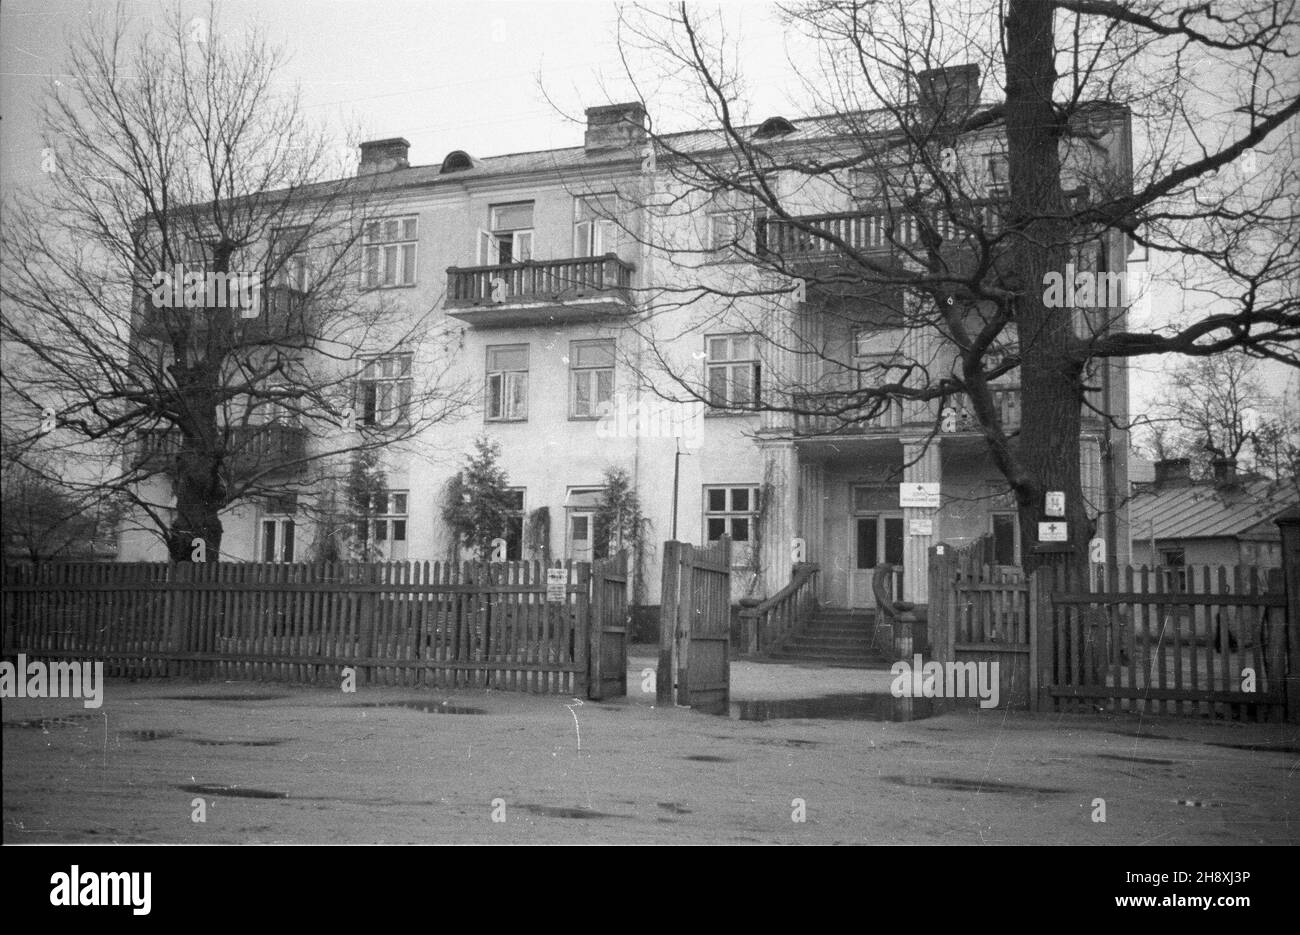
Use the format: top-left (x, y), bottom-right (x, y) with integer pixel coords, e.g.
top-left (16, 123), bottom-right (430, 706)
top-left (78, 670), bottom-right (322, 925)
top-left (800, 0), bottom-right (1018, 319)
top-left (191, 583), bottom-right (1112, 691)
top-left (1204, 742), bottom-right (1300, 756)
top-left (120, 729), bottom-right (181, 742)
top-left (883, 775), bottom-right (1068, 795)
top-left (518, 804), bottom-right (625, 820)
top-left (351, 701), bottom-right (487, 715)
top-left (1096, 753), bottom-right (1177, 766)
top-left (732, 694), bottom-right (933, 722)
top-left (683, 754), bottom-right (733, 763)
top-left (188, 738), bottom-right (286, 747)
top-left (4, 715), bottom-right (96, 731)
top-left (178, 783), bottom-right (288, 800)
top-left (657, 802), bottom-right (692, 815)
top-left (158, 694), bottom-right (288, 702)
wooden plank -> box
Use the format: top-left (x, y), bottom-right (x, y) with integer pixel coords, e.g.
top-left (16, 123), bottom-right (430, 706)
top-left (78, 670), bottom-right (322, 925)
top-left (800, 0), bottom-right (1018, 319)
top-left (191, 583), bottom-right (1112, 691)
top-left (1047, 592), bottom-right (1285, 607)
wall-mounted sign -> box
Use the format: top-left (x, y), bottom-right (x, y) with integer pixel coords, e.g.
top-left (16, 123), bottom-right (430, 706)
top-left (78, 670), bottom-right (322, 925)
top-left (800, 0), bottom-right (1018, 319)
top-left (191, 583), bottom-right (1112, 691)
top-left (1045, 491), bottom-right (1065, 517)
top-left (909, 518), bottom-right (933, 536)
top-left (1088, 537), bottom-right (1106, 564)
top-left (546, 568), bottom-right (568, 603)
top-left (899, 482), bottom-right (941, 508)
top-left (1038, 522), bottom-right (1068, 543)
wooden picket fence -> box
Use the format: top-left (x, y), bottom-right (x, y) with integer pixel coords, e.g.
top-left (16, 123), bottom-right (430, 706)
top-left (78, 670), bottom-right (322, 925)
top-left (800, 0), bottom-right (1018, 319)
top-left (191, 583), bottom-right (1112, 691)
top-left (2, 559), bottom-right (629, 697)
top-left (1042, 563), bottom-right (1288, 720)
top-left (929, 537), bottom-right (1294, 720)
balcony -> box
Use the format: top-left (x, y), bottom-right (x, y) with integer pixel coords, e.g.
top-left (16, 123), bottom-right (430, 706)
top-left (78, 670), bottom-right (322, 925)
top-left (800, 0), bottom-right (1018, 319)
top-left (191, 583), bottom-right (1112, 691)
top-left (136, 284), bottom-right (310, 343)
top-left (445, 254), bottom-right (635, 327)
top-left (130, 423), bottom-right (308, 480)
top-left (792, 385), bottom-right (1020, 437)
top-left (758, 200), bottom-right (1005, 280)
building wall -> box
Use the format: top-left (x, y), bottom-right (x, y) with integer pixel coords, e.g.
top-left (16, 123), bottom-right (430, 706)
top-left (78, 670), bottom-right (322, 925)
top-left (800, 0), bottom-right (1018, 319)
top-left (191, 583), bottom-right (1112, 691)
top-left (116, 104), bottom-right (1135, 611)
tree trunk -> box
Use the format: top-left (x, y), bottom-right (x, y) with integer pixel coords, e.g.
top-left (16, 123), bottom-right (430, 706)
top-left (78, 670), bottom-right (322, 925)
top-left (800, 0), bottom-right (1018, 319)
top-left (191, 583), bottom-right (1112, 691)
top-left (1005, 0), bottom-right (1089, 579)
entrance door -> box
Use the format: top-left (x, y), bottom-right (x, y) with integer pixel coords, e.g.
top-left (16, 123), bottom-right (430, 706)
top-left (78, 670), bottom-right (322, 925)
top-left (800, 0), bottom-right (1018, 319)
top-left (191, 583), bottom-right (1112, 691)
top-left (848, 514), bottom-right (904, 607)
top-left (568, 512), bottom-right (593, 562)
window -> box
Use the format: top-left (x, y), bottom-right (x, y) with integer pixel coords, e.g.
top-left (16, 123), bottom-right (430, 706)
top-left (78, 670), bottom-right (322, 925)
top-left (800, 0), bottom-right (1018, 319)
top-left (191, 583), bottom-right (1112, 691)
top-left (486, 344), bottom-right (529, 421)
top-left (852, 329), bottom-right (908, 426)
top-left (708, 210), bottom-right (757, 259)
top-left (574, 194), bottom-right (619, 257)
top-left (363, 216), bottom-right (418, 287)
top-left (503, 488), bottom-right (525, 561)
top-left (986, 154), bottom-right (1009, 198)
top-left (991, 512), bottom-right (1018, 566)
top-left (480, 202), bottom-right (534, 265)
top-left (706, 335), bottom-right (760, 409)
top-left (271, 227), bottom-right (309, 292)
top-left (704, 485), bottom-right (759, 544)
top-left (260, 495), bottom-right (297, 564)
top-left (260, 516), bottom-right (295, 563)
top-left (570, 340), bottom-right (615, 418)
top-left (358, 353), bottom-right (413, 427)
top-left (1160, 548), bottom-right (1187, 591)
top-left (356, 491), bottom-right (408, 559)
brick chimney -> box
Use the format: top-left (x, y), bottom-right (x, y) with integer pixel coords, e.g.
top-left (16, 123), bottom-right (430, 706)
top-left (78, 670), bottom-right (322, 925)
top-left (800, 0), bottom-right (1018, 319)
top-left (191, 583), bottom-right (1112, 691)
top-left (916, 64), bottom-right (980, 126)
top-left (584, 103), bottom-right (647, 153)
top-left (1211, 457), bottom-right (1238, 485)
top-left (1154, 457), bottom-right (1192, 488)
top-left (358, 138), bottom-right (410, 175)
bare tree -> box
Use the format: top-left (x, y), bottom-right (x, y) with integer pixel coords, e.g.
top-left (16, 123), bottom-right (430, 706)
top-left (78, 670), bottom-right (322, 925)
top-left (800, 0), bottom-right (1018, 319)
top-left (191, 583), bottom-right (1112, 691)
top-left (596, 0), bottom-right (1300, 575)
top-left (1, 4), bottom-right (472, 561)
top-left (1140, 351), bottom-right (1275, 478)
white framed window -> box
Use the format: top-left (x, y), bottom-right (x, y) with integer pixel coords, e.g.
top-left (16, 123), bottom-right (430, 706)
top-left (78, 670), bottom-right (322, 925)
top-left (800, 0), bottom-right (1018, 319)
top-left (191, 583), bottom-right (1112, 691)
top-left (991, 512), bottom-right (1019, 566)
top-left (358, 353), bottom-right (413, 427)
top-left (480, 202), bottom-right (534, 265)
top-left (703, 485), bottom-right (759, 544)
top-left (356, 491), bottom-right (408, 559)
top-left (271, 226), bottom-right (309, 292)
top-left (708, 210), bottom-right (757, 259)
top-left (260, 495), bottom-right (298, 563)
top-left (574, 194), bottom-right (619, 257)
top-left (852, 329), bottom-right (907, 426)
top-left (363, 216), bottom-right (418, 287)
top-left (486, 344), bottom-right (529, 421)
top-left (706, 334), bottom-right (760, 409)
top-left (570, 340), bottom-right (615, 419)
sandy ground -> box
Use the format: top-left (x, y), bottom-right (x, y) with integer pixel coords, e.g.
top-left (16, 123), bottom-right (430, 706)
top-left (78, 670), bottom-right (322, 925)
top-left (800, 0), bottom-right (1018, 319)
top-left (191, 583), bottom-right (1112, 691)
top-left (3, 651), bottom-right (1296, 845)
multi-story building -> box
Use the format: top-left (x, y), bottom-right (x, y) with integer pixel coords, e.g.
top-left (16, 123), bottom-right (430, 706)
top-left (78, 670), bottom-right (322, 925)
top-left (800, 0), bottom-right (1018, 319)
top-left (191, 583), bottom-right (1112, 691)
top-left (118, 65), bottom-right (1133, 620)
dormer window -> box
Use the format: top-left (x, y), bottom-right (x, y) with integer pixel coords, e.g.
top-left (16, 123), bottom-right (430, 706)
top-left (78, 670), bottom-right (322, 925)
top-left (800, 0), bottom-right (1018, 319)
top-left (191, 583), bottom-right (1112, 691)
top-left (440, 150), bottom-right (475, 173)
top-left (754, 116), bottom-right (796, 139)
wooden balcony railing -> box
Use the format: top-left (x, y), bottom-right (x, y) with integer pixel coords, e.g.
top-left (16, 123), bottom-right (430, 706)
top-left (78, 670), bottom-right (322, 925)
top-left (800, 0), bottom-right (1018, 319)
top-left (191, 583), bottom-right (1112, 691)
top-left (792, 385), bottom-right (1020, 436)
top-left (138, 284), bottom-right (309, 339)
top-left (130, 423), bottom-right (307, 478)
top-left (445, 254), bottom-right (635, 309)
top-left (759, 200), bottom-right (1005, 260)
top-left (738, 563), bottom-right (819, 654)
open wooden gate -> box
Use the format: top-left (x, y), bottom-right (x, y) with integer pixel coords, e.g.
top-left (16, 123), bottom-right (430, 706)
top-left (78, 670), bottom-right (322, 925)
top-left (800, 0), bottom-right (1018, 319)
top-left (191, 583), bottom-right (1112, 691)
top-left (588, 550), bottom-right (629, 700)
top-left (657, 538), bottom-right (732, 714)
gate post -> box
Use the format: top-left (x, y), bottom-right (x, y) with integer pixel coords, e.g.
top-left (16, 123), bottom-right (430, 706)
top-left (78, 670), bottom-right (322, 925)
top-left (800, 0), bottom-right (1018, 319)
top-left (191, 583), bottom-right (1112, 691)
top-left (657, 542), bottom-right (680, 706)
top-left (1032, 569), bottom-right (1055, 713)
top-left (574, 562), bottom-right (591, 699)
top-left (1276, 508), bottom-right (1300, 723)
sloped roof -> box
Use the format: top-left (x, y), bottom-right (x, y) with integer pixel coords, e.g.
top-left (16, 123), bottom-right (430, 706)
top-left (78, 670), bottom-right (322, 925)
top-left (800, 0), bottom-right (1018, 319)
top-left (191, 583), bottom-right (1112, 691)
top-left (1129, 478), bottom-right (1298, 541)
top-left (309, 107), bottom-right (1007, 199)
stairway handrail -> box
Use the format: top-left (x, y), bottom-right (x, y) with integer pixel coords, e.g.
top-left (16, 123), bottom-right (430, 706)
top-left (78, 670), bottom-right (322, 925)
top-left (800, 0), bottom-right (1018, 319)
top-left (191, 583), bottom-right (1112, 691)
top-left (739, 563), bottom-right (820, 652)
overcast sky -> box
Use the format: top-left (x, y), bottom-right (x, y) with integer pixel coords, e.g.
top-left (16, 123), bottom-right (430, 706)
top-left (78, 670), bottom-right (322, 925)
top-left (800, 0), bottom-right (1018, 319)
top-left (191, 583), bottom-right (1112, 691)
top-left (2, 0), bottom-right (1294, 424)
